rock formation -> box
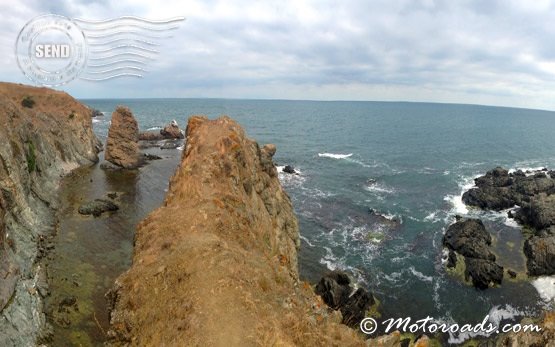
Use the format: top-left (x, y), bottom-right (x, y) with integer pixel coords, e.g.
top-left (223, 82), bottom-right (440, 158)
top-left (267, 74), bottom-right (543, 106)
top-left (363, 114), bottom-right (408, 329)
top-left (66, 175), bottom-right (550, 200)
top-left (315, 271), bottom-right (376, 327)
top-left (160, 119), bottom-right (184, 139)
top-left (493, 311), bottom-right (555, 347)
top-left (138, 120), bottom-right (185, 141)
top-left (106, 116), bottom-right (366, 346)
top-left (105, 106), bottom-right (140, 169)
top-left (462, 167), bottom-right (555, 276)
top-left (0, 82), bottom-right (101, 346)
top-left (443, 218), bottom-right (503, 289)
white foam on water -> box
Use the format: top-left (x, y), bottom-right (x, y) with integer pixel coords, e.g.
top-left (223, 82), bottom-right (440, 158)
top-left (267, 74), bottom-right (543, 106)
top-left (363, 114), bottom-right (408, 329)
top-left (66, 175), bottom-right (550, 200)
top-left (299, 235), bottom-right (315, 248)
top-left (146, 126), bottom-right (162, 131)
top-left (444, 174), bottom-right (480, 218)
top-left (532, 276), bottom-right (555, 303)
top-left (176, 145), bottom-right (184, 151)
top-left (318, 152), bottom-right (353, 159)
top-left (408, 266), bottom-right (433, 283)
top-left (92, 118), bottom-right (101, 123)
top-left (509, 166), bottom-right (547, 176)
top-left (276, 166), bottom-right (306, 186)
top-left (424, 210), bottom-right (442, 223)
top-left (365, 182), bottom-right (395, 195)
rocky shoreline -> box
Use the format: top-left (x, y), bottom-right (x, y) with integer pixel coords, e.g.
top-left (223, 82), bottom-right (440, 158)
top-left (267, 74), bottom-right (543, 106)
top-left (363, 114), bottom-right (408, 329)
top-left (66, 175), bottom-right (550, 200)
top-left (455, 167), bottom-right (555, 279)
top-left (0, 83), bottom-right (101, 346)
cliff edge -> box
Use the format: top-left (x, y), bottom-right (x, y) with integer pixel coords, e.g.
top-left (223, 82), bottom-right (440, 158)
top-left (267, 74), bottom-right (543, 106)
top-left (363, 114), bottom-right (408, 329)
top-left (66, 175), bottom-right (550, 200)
top-left (0, 82), bottom-right (101, 346)
top-left (107, 116), bottom-right (365, 346)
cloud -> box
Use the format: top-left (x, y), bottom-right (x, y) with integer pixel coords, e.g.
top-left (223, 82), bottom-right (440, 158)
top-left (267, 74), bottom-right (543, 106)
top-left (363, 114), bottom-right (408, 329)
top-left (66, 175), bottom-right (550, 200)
top-left (2, 0), bottom-right (555, 110)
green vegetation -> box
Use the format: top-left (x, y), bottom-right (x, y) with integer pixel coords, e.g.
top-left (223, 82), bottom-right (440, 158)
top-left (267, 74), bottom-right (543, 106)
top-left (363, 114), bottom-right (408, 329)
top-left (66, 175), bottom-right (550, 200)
top-left (69, 111), bottom-right (75, 119)
top-left (21, 96), bottom-right (35, 108)
top-left (26, 142), bottom-right (36, 173)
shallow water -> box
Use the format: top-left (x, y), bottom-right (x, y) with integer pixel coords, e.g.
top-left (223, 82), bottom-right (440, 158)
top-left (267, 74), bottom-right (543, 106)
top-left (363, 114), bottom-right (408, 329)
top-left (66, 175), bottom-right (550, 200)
top-left (44, 149), bottom-right (181, 346)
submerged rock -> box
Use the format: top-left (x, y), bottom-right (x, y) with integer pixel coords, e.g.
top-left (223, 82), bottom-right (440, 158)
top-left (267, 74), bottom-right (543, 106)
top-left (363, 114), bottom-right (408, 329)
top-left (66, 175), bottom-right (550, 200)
top-left (105, 106), bottom-right (140, 169)
top-left (443, 218), bottom-right (503, 289)
top-left (78, 199), bottom-right (119, 217)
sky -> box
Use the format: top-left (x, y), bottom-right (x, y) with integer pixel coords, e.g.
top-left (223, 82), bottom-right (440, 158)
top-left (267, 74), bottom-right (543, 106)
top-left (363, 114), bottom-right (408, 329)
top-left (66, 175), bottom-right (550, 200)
top-left (2, 0), bottom-right (555, 110)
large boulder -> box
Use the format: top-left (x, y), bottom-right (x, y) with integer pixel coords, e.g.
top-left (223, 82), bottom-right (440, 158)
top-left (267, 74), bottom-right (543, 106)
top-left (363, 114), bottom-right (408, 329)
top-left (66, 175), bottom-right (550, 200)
top-left (524, 230), bottom-right (555, 276)
top-left (315, 271), bottom-right (376, 327)
top-left (514, 193), bottom-right (555, 230)
top-left (105, 106), bottom-right (140, 169)
top-left (160, 120), bottom-right (184, 139)
top-left (464, 258), bottom-right (504, 290)
top-left (462, 167), bottom-right (555, 210)
top-left (443, 218), bottom-right (503, 289)
top-left (78, 199), bottom-right (119, 217)
top-left (443, 218), bottom-right (496, 261)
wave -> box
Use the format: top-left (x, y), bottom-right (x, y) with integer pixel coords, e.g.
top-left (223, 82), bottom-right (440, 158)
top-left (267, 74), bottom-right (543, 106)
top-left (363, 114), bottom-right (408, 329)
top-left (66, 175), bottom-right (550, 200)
top-left (318, 153), bottom-right (353, 159)
top-left (365, 182), bottom-right (395, 195)
top-left (146, 126), bottom-right (162, 131)
top-left (408, 266), bottom-right (433, 283)
top-left (531, 276), bottom-right (555, 304)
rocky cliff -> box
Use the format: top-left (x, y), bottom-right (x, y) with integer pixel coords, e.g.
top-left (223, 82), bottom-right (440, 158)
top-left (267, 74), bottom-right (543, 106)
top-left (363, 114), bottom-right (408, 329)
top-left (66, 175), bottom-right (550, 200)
top-left (0, 82), bottom-right (101, 346)
top-left (107, 116), bottom-right (365, 346)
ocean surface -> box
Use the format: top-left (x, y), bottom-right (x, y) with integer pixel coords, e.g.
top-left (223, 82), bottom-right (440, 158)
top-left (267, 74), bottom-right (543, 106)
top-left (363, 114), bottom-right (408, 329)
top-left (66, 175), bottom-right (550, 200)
top-left (83, 98), bottom-right (555, 343)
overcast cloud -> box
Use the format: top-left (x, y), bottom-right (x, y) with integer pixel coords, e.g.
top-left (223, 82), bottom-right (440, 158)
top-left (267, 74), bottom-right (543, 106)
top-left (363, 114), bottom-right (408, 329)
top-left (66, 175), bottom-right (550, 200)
top-left (2, 0), bottom-right (555, 110)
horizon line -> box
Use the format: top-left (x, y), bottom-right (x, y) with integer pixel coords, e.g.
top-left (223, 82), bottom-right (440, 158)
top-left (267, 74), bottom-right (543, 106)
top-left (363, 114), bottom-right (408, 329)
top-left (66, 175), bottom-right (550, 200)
top-left (77, 96), bottom-right (555, 113)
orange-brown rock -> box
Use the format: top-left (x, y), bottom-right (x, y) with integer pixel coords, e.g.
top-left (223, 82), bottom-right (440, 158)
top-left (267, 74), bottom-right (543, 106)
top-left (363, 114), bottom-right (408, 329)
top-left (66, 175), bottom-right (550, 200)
top-left (160, 120), bottom-right (184, 139)
top-left (107, 116), bottom-right (366, 346)
top-left (105, 106), bottom-right (140, 169)
top-left (494, 311), bottom-right (555, 347)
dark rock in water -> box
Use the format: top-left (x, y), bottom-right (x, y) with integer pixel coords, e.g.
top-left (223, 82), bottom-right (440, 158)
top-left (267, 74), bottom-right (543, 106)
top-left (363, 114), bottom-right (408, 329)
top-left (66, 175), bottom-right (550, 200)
top-left (463, 167), bottom-right (555, 210)
top-left (283, 165), bottom-right (296, 174)
top-left (315, 271), bottom-right (376, 327)
top-left (462, 186), bottom-right (514, 210)
top-left (464, 258), bottom-right (504, 290)
top-left (341, 287), bottom-right (375, 327)
top-left (143, 153), bottom-right (162, 161)
top-left (443, 218), bottom-right (504, 289)
top-left (160, 140), bottom-right (181, 150)
top-left (507, 269), bottom-right (517, 278)
top-left (315, 271), bottom-right (351, 309)
top-left (524, 232), bottom-right (555, 276)
top-left (107, 192), bottom-right (118, 200)
top-left (91, 108), bottom-right (103, 118)
top-left (443, 218), bottom-right (495, 261)
top-left (514, 193), bottom-right (555, 230)
top-left (78, 199), bottom-right (119, 217)
top-left (463, 167), bottom-right (555, 277)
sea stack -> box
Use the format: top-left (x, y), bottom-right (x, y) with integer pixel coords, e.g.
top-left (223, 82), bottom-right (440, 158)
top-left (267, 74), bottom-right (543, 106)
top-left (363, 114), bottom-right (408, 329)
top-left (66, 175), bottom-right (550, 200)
top-left (105, 106), bottom-right (140, 169)
top-left (106, 116), bottom-right (365, 346)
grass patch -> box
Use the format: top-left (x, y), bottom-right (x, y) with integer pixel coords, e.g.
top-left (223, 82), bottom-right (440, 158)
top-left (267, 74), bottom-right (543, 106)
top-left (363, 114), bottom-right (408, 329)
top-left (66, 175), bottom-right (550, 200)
top-left (26, 141), bottom-right (37, 173)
